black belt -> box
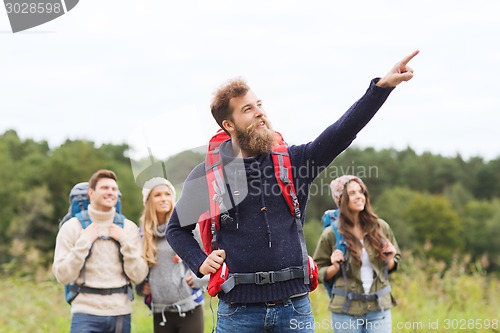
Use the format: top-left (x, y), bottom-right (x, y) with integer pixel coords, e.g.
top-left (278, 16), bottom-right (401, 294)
top-left (71, 284), bottom-right (129, 296)
top-left (221, 267), bottom-right (305, 293)
top-left (228, 293), bottom-right (308, 308)
top-left (332, 285), bottom-right (391, 313)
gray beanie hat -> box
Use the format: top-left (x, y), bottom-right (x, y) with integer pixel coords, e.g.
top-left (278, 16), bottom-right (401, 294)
top-left (142, 177), bottom-right (176, 206)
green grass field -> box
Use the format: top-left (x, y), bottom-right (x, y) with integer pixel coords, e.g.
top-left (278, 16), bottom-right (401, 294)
top-left (1, 256), bottom-right (499, 333)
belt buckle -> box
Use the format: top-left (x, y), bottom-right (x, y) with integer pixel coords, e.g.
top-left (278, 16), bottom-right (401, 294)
top-left (101, 288), bottom-right (112, 295)
top-left (264, 299), bottom-right (282, 307)
top-left (255, 271), bottom-right (274, 285)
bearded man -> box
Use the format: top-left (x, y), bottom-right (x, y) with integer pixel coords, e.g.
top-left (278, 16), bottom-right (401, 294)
top-left (167, 51), bottom-right (419, 332)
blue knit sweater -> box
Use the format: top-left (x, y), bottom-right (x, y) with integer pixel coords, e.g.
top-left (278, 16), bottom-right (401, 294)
top-left (166, 79), bottom-right (394, 303)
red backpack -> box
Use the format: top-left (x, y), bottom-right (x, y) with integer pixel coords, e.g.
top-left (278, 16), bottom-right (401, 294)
top-left (198, 129), bottom-right (318, 296)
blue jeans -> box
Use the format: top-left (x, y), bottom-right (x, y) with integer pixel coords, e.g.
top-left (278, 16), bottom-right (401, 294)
top-left (331, 310), bottom-right (392, 333)
top-left (216, 294), bottom-right (314, 333)
top-left (70, 313), bottom-right (131, 333)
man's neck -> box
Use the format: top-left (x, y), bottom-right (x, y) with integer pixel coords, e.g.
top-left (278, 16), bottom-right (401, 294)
top-left (231, 140), bottom-right (253, 158)
top-left (92, 204), bottom-right (114, 213)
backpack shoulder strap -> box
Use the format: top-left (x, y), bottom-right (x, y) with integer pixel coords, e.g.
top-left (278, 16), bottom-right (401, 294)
top-left (75, 211), bottom-right (124, 229)
top-left (322, 209), bottom-right (337, 229)
top-left (203, 129), bottom-right (232, 252)
top-left (270, 132), bottom-right (310, 284)
top-left (329, 211), bottom-right (349, 298)
top-left (330, 212), bottom-right (348, 256)
top-left (270, 132), bottom-right (300, 218)
top-left (111, 213), bottom-right (129, 279)
top-left (75, 211), bottom-right (92, 229)
top-left (69, 211), bottom-right (132, 300)
top-left (113, 213), bottom-right (125, 228)
top-left (73, 210), bottom-right (93, 286)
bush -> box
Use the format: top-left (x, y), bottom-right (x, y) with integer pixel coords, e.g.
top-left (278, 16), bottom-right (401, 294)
top-left (1, 253), bottom-right (498, 332)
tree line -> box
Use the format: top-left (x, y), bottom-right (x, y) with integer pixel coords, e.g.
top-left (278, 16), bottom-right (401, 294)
top-left (1, 129), bottom-right (499, 276)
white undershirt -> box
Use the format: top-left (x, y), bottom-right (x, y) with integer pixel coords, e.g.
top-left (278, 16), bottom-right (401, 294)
top-left (360, 239), bottom-right (374, 294)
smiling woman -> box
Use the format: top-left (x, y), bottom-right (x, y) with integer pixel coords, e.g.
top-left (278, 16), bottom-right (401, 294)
top-left (136, 177), bottom-right (208, 333)
top-left (313, 175), bottom-right (401, 333)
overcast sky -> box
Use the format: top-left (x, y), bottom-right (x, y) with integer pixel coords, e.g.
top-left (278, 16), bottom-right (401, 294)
top-left (2, 0), bottom-right (499, 168)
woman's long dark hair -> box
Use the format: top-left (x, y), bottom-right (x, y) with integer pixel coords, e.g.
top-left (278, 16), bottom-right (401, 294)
top-left (338, 179), bottom-right (387, 264)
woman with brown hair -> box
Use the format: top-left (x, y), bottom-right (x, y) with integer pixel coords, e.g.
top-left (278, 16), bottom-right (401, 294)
top-left (313, 175), bottom-right (400, 333)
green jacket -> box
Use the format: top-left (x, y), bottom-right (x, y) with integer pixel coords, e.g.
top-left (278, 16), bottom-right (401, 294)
top-left (313, 218), bottom-right (401, 316)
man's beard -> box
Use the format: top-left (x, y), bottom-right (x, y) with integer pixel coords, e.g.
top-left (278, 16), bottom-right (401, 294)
top-left (235, 118), bottom-right (275, 156)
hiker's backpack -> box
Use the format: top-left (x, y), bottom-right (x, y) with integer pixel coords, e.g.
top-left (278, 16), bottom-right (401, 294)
top-left (59, 182), bottom-right (122, 229)
top-left (198, 129), bottom-right (317, 296)
top-left (321, 209), bottom-right (348, 298)
top-left (59, 182), bottom-right (131, 304)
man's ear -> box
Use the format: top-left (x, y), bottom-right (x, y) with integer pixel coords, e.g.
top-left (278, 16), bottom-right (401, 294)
top-left (222, 119), bottom-right (235, 134)
top-left (87, 188), bottom-right (94, 202)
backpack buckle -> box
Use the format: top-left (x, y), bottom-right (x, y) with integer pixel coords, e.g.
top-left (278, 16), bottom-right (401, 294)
top-left (101, 288), bottom-right (113, 295)
top-left (294, 207), bottom-right (301, 219)
top-left (255, 271), bottom-right (274, 285)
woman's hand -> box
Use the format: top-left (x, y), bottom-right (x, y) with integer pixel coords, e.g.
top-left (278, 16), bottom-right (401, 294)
top-left (186, 273), bottom-right (195, 288)
top-left (383, 240), bottom-right (397, 262)
top-left (383, 239), bottom-right (397, 270)
top-left (325, 249), bottom-right (345, 280)
top-left (142, 282), bottom-right (151, 295)
top-left (330, 249), bottom-right (345, 270)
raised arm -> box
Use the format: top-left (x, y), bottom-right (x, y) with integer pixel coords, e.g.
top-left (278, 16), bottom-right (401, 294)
top-left (291, 50), bottom-right (419, 180)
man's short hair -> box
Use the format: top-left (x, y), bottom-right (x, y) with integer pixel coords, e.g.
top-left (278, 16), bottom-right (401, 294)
top-left (210, 78), bottom-right (250, 133)
top-left (88, 169), bottom-right (118, 190)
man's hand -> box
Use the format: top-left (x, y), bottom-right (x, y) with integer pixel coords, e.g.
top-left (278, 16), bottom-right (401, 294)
top-left (377, 50), bottom-right (419, 88)
top-left (81, 223), bottom-right (99, 243)
top-left (109, 224), bottom-right (126, 243)
top-left (199, 249), bottom-right (226, 275)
